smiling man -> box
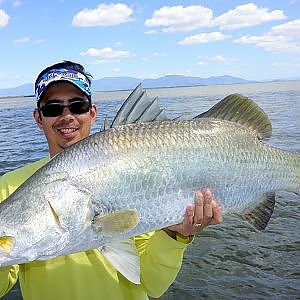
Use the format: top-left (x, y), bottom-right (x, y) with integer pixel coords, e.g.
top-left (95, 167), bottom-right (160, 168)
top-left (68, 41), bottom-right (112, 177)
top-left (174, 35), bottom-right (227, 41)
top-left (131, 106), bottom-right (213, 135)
top-left (0, 61), bottom-right (222, 300)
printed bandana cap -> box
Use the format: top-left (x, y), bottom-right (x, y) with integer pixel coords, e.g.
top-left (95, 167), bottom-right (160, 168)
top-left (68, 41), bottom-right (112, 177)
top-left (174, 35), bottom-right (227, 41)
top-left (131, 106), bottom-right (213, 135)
top-left (35, 68), bottom-right (92, 101)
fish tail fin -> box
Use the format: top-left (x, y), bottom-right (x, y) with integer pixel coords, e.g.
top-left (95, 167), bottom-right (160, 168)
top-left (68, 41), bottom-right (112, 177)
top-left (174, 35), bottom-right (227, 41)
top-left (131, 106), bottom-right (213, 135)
top-left (239, 193), bottom-right (275, 231)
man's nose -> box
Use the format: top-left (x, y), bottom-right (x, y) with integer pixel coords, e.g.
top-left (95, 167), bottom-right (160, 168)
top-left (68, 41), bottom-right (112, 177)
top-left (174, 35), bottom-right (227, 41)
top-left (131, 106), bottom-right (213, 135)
top-left (61, 106), bottom-right (74, 117)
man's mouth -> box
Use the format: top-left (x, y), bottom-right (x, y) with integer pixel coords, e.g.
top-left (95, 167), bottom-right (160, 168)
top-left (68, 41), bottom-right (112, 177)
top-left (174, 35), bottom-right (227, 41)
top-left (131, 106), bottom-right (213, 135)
top-left (58, 128), bottom-right (77, 134)
top-left (56, 127), bottom-right (79, 138)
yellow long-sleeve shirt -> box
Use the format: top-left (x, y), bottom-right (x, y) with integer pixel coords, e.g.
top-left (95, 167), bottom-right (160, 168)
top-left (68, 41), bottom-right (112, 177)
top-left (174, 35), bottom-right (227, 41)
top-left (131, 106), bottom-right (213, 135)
top-left (0, 157), bottom-right (192, 300)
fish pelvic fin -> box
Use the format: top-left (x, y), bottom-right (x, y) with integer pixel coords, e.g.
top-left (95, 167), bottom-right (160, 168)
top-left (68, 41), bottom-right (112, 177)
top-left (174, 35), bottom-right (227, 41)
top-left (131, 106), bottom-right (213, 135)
top-left (239, 192), bottom-right (275, 231)
top-left (194, 94), bottom-right (272, 140)
top-left (92, 209), bottom-right (140, 234)
top-left (99, 239), bottom-right (140, 284)
top-left (0, 236), bottom-right (15, 254)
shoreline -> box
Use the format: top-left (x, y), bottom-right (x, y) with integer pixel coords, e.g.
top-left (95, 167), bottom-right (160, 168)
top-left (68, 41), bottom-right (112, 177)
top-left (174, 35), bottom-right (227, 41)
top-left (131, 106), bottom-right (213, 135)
top-left (1, 80), bottom-right (300, 110)
top-left (1, 79), bottom-right (299, 99)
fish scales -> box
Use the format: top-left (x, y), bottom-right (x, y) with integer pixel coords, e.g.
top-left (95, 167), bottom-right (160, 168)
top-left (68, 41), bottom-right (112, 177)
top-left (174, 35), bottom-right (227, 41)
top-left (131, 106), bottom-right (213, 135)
top-left (43, 119), bottom-right (298, 237)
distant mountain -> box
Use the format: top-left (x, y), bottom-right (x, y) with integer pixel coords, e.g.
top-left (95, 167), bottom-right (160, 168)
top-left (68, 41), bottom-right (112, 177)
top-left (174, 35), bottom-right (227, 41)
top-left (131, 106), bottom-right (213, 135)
top-left (0, 83), bottom-right (34, 97)
top-left (0, 75), bottom-right (254, 97)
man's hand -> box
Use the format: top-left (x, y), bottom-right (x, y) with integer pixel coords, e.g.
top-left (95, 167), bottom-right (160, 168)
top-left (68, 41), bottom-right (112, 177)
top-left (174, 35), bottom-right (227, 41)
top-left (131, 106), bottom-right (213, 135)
top-left (164, 189), bottom-right (223, 238)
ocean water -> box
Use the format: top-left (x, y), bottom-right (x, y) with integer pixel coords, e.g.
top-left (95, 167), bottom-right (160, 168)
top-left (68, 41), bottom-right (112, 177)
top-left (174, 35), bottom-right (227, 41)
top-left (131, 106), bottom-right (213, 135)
top-left (0, 81), bottom-right (299, 299)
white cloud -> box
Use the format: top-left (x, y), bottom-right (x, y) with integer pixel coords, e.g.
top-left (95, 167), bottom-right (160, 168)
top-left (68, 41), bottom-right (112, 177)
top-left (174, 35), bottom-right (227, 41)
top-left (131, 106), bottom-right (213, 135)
top-left (179, 32), bottom-right (230, 45)
top-left (13, 36), bottom-right (45, 44)
top-left (72, 3), bottom-right (133, 27)
top-left (14, 36), bottom-right (30, 44)
top-left (214, 3), bottom-right (286, 30)
top-left (144, 5), bottom-right (213, 32)
top-left (152, 52), bottom-right (165, 57)
top-left (270, 19), bottom-right (300, 37)
top-left (0, 9), bottom-right (9, 28)
top-left (197, 60), bottom-right (207, 65)
top-left (234, 19), bottom-right (300, 53)
top-left (209, 55), bottom-right (226, 62)
top-left (144, 29), bottom-right (157, 35)
top-left (234, 35), bottom-right (300, 53)
top-left (80, 47), bottom-right (133, 58)
top-left (13, 0), bottom-right (21, 7)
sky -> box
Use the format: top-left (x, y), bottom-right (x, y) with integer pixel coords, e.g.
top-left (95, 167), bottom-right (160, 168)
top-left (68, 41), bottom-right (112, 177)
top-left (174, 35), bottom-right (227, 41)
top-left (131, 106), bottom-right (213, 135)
top-left (0, 0), bottom-right (299, 89)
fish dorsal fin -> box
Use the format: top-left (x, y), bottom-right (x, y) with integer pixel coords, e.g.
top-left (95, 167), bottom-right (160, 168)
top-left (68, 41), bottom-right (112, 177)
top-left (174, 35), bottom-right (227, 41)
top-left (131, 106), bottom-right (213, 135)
top-left (101, 84), bottom-right (168, 130)
top-left (99, 239), bottom-right (140, 284)
top-left (92, 210), bottom-right (140, 234)
top-left (239, 193), bottom-right (276, 231)
top-left (194, 94), bottom-right (272, 140)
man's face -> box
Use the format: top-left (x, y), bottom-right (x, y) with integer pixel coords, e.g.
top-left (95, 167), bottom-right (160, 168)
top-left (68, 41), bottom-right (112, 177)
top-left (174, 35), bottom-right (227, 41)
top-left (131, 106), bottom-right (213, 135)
top-left (33, 81), bottom-right (97, 157)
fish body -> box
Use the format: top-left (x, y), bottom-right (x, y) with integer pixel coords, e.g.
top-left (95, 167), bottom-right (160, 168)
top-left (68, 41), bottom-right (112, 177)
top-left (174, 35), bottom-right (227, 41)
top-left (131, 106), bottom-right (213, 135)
top-left (0, 90), bottom-right (299, 283)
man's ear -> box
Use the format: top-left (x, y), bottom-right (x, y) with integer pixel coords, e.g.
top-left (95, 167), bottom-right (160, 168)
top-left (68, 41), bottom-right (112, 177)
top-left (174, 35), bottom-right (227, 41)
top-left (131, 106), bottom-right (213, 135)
top-left (33, 108), bottom-right (44, 130)
top-left (90, 104), bottom-right (97, 125)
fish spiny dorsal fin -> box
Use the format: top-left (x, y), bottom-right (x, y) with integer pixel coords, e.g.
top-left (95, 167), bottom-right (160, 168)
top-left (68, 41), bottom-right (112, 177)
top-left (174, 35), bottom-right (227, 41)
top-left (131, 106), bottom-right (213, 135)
top-left (194, 94), bottom-right (272, 140)
top-left (101, 84), bottom-right (169, 131)
top-left (240, 193), bottom-right (276, 231)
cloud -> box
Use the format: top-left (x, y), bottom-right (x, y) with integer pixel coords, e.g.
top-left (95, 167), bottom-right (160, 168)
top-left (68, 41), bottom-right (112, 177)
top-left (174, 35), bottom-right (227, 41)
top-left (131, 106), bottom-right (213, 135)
top-left (72, 3), bottom-right (133, 27)
top-left (0, 9), bottom-right (9, 28)
top-left (144, 29), bottom-right (157, 35)
top-left (13, 36), bottom-right (45, 44)
top-left (209, 55), bottom-right (226, 62)
top-left (144, 5), bottom-right (213, 32)
top-left (13, 0), bottom-right (21, 7)
top-left (179, 32), bottom-right (230, 45)
top-left (214, 3), bottom-right (286, 30)
top-left (144, 3), bottom-right (287, 33)
top-left (270, 19), bottom-right (300, 37)
top-left (80, 47), bottom-right (133, 58)
top-left (14, 36), bottom-right (30, 44)
top-left (234, 19), bottom-right (300, 53)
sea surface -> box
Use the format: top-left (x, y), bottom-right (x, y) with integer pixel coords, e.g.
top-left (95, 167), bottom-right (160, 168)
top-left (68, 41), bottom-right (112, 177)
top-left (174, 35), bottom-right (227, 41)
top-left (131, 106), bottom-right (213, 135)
top-left (0, 81), bottom-right (299, 299)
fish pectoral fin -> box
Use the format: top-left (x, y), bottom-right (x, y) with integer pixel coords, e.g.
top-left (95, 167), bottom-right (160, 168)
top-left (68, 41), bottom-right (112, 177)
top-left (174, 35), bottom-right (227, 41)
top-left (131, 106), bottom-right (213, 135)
top-left (47, 201), bottom-right (62, 228)
top-left (92, 209), bottom-right (140, 234)
top-left (99, 239), bottom-right (140, 284)
top-left (0, 236), bottom-right (15, 254)
top-left (239, 192), bottom-right (276, 231)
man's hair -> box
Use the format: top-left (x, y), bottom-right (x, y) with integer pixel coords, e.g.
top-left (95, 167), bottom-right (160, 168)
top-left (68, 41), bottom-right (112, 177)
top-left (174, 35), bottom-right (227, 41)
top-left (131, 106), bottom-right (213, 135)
top-left (35, 60), bottom-right (93, 107)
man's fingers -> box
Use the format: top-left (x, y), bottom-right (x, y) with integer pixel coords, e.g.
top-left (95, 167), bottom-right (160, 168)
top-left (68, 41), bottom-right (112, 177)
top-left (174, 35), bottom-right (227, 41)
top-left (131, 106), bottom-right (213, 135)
top-left (184, 203), bottom-right (194, 226)
top-left (193, 191), bottom-right (203, 226)
top-left (210, 201), bottom-right (223, 225)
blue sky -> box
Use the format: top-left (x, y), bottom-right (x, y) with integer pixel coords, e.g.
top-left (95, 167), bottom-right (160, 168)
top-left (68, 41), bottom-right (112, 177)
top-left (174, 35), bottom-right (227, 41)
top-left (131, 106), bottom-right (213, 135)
top-left (0, 0), bottom-right (299, 88)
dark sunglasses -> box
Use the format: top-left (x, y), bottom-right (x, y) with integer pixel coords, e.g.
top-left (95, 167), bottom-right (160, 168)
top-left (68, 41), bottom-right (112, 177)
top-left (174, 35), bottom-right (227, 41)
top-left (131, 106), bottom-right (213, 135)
top-left (39, 98), bottom-right (91, 117)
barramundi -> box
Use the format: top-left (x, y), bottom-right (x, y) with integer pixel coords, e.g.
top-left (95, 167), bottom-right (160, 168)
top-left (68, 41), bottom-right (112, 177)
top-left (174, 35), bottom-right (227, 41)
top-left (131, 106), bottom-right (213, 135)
top-left (0, 86), bottom-right (299, 283)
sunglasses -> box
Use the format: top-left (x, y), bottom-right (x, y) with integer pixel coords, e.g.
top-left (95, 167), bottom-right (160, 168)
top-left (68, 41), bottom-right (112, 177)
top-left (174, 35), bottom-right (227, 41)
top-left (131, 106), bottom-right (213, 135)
top-left (39, 98), bottom-right (91, 117)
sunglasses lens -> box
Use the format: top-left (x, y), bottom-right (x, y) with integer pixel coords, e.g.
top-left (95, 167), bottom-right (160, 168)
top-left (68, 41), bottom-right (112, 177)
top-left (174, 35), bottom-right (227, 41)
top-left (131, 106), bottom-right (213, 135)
top-left (41, 104), bottom-right (63, 117)
top-left (69, 101), bottom-right (91, 114)
top-left (40, 100), bottom-right (91, 117)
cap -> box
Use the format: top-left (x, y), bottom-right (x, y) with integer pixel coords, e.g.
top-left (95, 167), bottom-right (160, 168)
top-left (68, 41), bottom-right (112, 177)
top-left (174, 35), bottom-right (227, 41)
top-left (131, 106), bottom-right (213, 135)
top-left (35, 68), bottom-right (92, 101)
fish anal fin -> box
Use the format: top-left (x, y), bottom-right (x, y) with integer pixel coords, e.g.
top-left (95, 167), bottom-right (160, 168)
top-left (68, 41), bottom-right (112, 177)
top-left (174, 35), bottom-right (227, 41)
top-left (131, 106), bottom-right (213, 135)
top-left (0, 236), bottom-right (15, 254)
top-left (92, 210), bottom-right (139, 234)
top-left (99, 239), bottom-right (140, 284)
top-left (194, 94), bottom-right (272, 140)
top-left (240, 192), bottom-right (275, 231)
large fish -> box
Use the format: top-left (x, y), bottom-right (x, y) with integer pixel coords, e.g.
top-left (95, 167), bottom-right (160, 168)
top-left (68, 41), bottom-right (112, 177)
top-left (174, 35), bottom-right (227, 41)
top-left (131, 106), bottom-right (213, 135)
top-left (0, 86), bottom-right (299, 283)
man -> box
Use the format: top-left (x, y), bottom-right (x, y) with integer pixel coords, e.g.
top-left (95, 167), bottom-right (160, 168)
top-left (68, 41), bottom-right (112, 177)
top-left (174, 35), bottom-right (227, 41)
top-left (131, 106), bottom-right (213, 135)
top-left (0, 61), bottom-right (222, 299)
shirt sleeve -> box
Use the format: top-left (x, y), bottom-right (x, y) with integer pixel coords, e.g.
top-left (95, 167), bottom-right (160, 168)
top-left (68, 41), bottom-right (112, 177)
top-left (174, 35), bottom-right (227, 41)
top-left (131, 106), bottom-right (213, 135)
top-left (134, 230), bottom-right (193, 298)
top-left (0, 175), bottom-right (20, 298)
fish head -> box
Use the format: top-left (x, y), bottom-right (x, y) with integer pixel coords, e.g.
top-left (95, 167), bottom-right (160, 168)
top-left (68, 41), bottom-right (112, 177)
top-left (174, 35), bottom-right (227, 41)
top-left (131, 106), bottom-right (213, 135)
top-left (0, 175), bottom-right (91, 266)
